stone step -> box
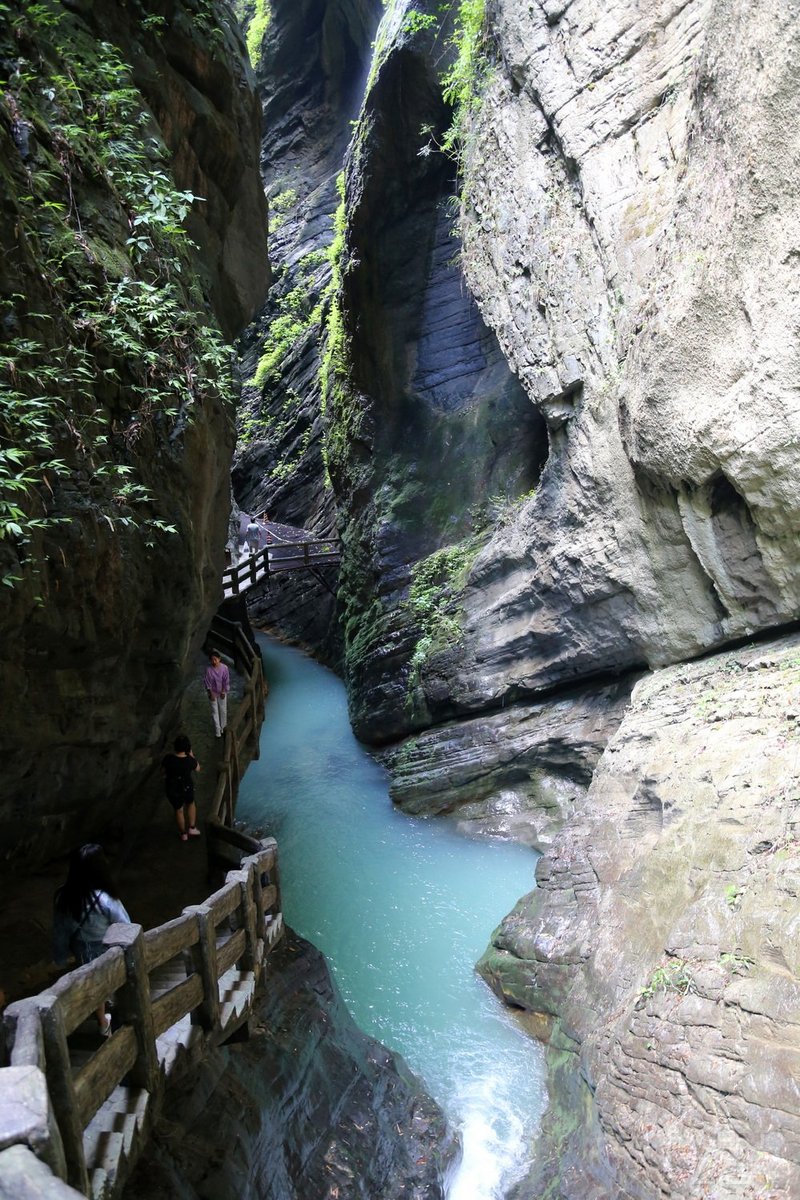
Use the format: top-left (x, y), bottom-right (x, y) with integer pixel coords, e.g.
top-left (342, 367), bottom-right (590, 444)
top-left (84, 1086), bottom-right (149, 1199)
top-left (218, 967), bottom-right (255, 1028)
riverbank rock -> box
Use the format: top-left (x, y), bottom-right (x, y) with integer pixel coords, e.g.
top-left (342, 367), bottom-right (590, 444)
top-left (123, 928), bottom-right (458, 1200)
top-left (478, 630), bottom-right (800, 1199)
top-left (385, 678), bottom-right (633, 849)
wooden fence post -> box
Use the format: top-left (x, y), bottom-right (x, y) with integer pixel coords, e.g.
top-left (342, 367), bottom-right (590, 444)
top-left (102, 924), bottom-right (159, 1093)
top-left (34, 994), bottom-right (88, 1195)
top-left (183, 905), bottom-right (220, 1031)
top-left (241, 854), bottom-right (265, 941)
top-left (228, 867), bottom-right (258, 973)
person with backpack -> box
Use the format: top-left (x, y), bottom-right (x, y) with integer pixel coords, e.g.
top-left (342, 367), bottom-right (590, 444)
top-left (161, 734), bottom-right (201, 842)
top-left (53, 844), bottom-right (131, 1035)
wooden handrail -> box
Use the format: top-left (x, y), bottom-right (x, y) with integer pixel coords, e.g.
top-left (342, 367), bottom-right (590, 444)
top-left (0, 615), bottom-right (276, 1199)
top-left (1, 840), bottom-right (283, 1199)
top-left (207, 616), bottom-right (266, 831)
top-left (221, 536), bottom-right (341, 599)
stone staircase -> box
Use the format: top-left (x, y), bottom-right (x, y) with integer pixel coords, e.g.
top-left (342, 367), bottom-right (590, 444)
top-left (1, 841), bottom-right (283, 1200)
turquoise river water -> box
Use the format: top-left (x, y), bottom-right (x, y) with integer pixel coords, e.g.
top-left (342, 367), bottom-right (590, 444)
top-left (237, 636), bottom-right (546, 1198)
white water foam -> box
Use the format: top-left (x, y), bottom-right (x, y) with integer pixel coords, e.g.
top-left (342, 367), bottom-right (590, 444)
top-left (446, 1069), bottom-right (531, 1200)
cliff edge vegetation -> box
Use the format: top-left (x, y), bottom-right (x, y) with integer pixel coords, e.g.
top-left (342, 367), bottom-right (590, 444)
top-left (0, 0), bottom-right (268, 866)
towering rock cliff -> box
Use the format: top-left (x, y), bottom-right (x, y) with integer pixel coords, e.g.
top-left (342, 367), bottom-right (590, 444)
top-left (230, 0), bottom-right (379, 657)
top-left (240, 0), bottom-right (800, 1194)
top-left (0, 0), bottom-right (267, 866)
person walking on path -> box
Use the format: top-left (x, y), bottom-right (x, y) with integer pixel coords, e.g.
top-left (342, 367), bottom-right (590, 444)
top-left (204, 648), bottom-right (230, 738)
top-left (245, 517), bottom-right (261, 555)
top-left (161, 734), bottom-right (202, 842)
top-left (53, 844), bottom-right (131, 1035)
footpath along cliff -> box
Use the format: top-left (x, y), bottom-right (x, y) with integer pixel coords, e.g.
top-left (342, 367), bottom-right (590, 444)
top-left (0, 2), bottom-right (452, 1195)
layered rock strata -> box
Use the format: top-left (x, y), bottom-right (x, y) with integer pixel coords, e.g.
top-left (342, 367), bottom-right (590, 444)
top-left (454, 0), bottom-right (800, 709)
top-left (327, 0), bottom-right (800, 741)
top-left (479, 631), bottom-right (800, 1199)
top-left (386, 677), bottom-right (633, 847)
top-left (123, 929), bottom-right (457, 1200)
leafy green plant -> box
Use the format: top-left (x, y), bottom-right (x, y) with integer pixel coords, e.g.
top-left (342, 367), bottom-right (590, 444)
top-left (245, 0), bottom-right (271, 68)
top-left (440, 0), bottom-right (487, 162)
top-left (637, 959), bottom-right (695, 1004)
top-left (0, 4), bottom-right (232, 583)
top-left (404, 9), bottom-right (438, 34)
top-left (405, 539), bottom-right (478, 683)
top-left (724, 884), bottom-right (742, 910)
top-left (719, 952), bottom-right (754, 974)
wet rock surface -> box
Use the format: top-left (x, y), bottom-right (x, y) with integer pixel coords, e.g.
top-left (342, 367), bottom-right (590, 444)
top-left (479, 631), bottom-right (800, 1199)
top-left (385, 677), bottom-right (633, 849)
top-left (122, 928), bottom-right (457, 1200)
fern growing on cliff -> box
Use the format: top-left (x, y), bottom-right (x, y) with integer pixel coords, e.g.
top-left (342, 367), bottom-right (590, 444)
top-left (0, 2), bottom-right (233, 581)
top-left (441, 0), bottom-right (487, 161)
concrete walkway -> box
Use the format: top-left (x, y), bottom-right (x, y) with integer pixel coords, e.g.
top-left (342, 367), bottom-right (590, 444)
top-left (0, 652), bottom-right (250, 1008)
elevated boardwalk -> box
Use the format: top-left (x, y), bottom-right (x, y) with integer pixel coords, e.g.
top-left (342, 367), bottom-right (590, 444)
top-left (224, 518), bottom-right (340, 600)
top-left (0, 619), bottom-right (279, 1200)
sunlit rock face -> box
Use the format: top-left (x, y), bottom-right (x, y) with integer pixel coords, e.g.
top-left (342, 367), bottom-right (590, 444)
top-left (453, 0), bottom-right (800, 708)
top-left (0, 0), bottom-right (267, 867)
top-left (479, 631), bottom-right (800, 1200)
top-left (329, 0), bottom-right (798, 744)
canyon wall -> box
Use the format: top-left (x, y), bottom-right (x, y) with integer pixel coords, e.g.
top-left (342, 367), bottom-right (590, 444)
top-left (0, 0), bottom-right (267, 866)
top-left (241, 0), bottom-right (800, 1194)
top-left (230, 0), bottom-right (380, 659)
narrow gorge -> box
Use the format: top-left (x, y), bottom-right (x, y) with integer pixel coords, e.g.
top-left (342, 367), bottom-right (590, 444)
top-left (2, 0), bottom-right (800, 1197)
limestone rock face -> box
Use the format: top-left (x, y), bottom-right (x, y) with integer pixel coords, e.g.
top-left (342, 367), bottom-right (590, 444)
top-left (0, 0), bottom-right (267, 867)
top-left (123, 929), bottom-right (457, 1200)
top-left (326, 0), bottom-right (799, 742)
top-left (385, 677), bottom-right (632, 849)
top-left (479, 631), bottom-right (800, 1199)
top-left (452, 0), bottom-right (800, 711)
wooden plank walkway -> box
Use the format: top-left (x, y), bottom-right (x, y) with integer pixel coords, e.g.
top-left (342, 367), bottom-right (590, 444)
top-left (223, 519), bottom-right (340, 600)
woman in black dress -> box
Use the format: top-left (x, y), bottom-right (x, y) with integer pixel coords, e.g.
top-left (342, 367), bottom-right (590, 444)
top-left (161, 734), bottom-right (201, 842)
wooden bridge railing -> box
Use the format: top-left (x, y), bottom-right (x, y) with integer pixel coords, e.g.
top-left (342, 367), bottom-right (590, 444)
top-left (1, 840), bottom-right (282, 1200)
top-left (0, 621), bottom-right (277, 1199)
top-left (222, 537), bottom-right (341, 600)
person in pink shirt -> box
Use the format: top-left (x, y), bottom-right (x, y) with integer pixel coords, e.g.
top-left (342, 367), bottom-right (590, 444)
top-left (204, 648), bottom-right (230, 738)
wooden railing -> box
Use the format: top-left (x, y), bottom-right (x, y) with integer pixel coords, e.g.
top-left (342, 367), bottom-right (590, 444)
top-left (207, 615), bottom-right (267, 829)
top-left (222, 537), bottom-right (341, 599)
top-left (1, 840), bottom-right (282, 1200)
top-left (0, 620), bottom-right (277, 1199)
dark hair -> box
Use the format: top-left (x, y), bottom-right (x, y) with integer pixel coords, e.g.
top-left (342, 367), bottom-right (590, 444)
top-left (208, 648), bottom-right (221, 660)
top-left (174, 734), bottom-right (191, 754)
top-left (55, 844), bottom-right (120, 922)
